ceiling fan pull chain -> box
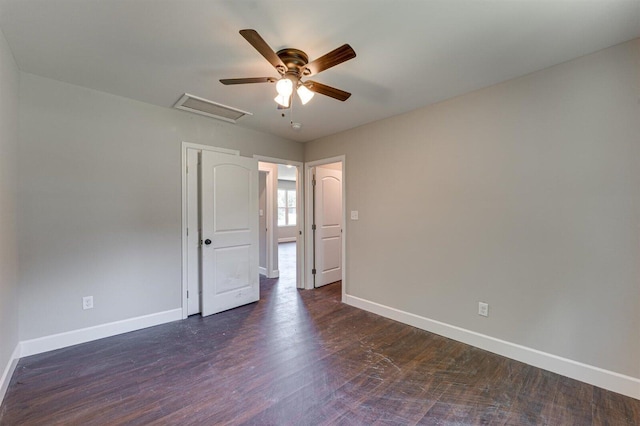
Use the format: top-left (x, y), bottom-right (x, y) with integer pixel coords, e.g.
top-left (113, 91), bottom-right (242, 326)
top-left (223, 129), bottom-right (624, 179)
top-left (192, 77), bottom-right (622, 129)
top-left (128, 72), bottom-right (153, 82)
top-left (290, 97), bottom-right (302, 131)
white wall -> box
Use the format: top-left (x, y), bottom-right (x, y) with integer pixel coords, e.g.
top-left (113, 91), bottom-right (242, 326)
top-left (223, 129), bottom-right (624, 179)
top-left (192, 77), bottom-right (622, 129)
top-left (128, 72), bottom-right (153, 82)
top-left (18, 73), bottom-right (303, 341)
top-left (305, 39), bottom-right (640, 380)
top-left (0, 27), bottom-right (20, 398)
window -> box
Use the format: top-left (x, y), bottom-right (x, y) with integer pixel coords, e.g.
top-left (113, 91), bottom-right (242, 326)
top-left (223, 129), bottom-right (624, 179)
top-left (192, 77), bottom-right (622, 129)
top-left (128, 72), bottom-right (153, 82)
top-left (278, 189), bottom-right (296, 226)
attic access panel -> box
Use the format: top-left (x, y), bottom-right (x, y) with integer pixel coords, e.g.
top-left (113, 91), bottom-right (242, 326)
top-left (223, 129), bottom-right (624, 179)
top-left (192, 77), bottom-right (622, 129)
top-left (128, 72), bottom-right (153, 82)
top-left (174, 93), bottom-right (252, 123)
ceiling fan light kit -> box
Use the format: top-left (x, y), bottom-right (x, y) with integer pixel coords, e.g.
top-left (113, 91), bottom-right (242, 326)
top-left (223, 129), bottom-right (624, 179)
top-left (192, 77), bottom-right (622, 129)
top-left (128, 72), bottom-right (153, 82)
top-left (296, 85), bottom-right (314, 105)
top-left (220, 29), bottom-right (356, 114)
top-left (274, 94), bottom-right (290, 108)
top-left (275, 78), bottom-right (293, 97)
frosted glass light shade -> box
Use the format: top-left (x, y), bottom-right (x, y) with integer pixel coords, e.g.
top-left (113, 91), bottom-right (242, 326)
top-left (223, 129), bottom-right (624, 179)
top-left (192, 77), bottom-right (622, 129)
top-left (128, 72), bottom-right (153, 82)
top-left (274, 94), bottom-right (290, 108)
top-left (275, 78), bottom-right (293, 96)
top-left (297, 85), bottom-right (315, 105)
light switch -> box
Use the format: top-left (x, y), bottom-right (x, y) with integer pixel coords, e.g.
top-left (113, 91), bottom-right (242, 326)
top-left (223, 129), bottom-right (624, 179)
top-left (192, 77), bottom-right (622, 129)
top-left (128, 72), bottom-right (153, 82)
top-left (351, 211), bottom-right (359, 220)
top-left (259, 209), bottom-right (264, 216)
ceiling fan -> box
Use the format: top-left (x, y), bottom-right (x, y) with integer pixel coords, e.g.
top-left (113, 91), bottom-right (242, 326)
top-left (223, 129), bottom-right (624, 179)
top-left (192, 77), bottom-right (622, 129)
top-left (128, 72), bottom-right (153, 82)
top-left (220, 29), bottom-right (356, 108)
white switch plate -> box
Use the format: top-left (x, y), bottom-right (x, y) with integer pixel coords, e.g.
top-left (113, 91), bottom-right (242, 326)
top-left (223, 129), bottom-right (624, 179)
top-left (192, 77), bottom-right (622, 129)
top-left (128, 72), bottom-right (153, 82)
top-left (351, 211), bottom-right (359, 220)
top-left (478, 302), bottom-right (488, 317)
top-left (259, 209), bottom-right (264, 217)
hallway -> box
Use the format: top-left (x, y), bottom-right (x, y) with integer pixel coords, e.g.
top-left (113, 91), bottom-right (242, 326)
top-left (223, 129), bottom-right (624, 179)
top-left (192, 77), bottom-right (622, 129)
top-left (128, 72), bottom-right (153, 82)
top-left (276, 241), bottom-right (297, 284)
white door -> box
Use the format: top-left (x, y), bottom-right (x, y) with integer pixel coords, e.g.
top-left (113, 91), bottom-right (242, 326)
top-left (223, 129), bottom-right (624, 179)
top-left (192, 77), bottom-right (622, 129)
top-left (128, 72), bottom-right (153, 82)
top-left (201, 151), bottom-right (259, 316)
top-left (314, 166), bottom-right (342, 287)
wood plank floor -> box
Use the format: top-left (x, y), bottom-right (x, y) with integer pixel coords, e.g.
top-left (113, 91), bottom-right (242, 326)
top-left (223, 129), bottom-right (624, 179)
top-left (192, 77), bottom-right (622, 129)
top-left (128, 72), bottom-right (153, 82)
top-left (2, 243), bottom-right (639, 425)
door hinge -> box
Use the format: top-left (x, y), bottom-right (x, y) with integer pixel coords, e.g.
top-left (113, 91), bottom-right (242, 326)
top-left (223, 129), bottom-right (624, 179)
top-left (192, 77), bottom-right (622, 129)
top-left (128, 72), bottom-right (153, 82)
top-left (312, 268), bottom-right (316, 275)
top-left (312, 224), bottom-right (316, 231)
top-left (187, 228), bottom-right (189, 236)
top-left (312, 177), bottom-right (316, 187)
top-left (187, 290), bottom-right (189, 298)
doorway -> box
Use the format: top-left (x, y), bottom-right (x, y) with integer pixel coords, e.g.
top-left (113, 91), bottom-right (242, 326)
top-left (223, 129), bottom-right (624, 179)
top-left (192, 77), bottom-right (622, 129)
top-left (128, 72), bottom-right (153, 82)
top-left (181, 142), bottom-right (260, 318)
top-left (275, 164), bottom-right (299, 286)
top-left (258, 163), bottom-right (278, 279)
top-left (305, 157), bottom-right (346, 298)
top-left (256, 156), bottom-right (304, 291)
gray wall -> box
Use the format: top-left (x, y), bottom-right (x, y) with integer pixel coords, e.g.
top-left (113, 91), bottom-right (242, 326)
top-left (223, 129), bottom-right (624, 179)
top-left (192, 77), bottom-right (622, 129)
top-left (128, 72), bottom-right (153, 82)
top-left (305, 39), bottom-right (640, 378)
top-left (0, 27), bottom-right (19, 380)
top-left (18, 73), bottom-right (303, 340)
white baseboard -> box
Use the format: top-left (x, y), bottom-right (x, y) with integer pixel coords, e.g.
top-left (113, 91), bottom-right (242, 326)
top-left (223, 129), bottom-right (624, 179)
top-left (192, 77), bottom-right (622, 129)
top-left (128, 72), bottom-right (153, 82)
top-left (260, 268), bottom-right (279, 279)
top-left (1, 344), bottom-right (20, 406)
top-left (344, 294), bottom-right (640, 400)
top-left (20, 308), bottom-right (182, 358)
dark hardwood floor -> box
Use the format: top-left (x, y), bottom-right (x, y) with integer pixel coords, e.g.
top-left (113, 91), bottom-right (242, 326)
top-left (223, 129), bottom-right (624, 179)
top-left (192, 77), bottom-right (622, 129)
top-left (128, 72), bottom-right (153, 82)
top-left (1, 242), bottom-right (639, 425)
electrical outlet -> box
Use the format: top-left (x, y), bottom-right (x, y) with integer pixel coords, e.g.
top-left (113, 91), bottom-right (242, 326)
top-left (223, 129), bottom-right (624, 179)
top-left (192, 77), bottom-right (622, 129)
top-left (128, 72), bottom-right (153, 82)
top-left (478, 302), bottom-right (489, 317)
top-left (83, 296), bottom-right (94, 310)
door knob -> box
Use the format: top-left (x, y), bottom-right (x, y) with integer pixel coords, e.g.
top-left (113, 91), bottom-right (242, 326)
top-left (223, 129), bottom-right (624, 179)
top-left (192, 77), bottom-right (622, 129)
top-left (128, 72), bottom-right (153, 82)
top-left (204, 239), bottom-right (212, 245)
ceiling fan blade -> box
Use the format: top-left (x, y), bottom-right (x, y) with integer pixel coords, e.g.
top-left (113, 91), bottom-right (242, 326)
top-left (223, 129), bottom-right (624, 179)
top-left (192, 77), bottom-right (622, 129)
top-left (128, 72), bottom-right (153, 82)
top-left (239, 29), bottom-right (286, 73)
top-left (303, 44), bottom-right (356, 76)
top-left (220, 77), bottom-right (276, 85)
top-left (304, 81), bottom-right (351, 101)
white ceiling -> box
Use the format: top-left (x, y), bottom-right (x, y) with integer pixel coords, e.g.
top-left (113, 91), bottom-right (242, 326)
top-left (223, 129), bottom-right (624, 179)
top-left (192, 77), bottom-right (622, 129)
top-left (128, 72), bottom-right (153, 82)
top-left (1, 0), bottom-right (638, 143)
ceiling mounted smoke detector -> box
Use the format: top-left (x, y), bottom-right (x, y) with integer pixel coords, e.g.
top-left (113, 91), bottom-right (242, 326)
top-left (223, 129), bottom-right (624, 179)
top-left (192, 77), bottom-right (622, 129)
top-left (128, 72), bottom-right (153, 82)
top-left (174, 93), bottom-right (252, 123)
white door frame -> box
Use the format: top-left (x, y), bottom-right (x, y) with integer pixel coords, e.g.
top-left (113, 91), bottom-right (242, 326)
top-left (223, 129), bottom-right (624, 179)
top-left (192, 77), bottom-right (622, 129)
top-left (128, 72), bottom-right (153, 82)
top-left (181, 142), bottom-right (240, 319)
top-left (254, 155), bottom-right (305, 289)
top-left (304, 156), bottom-right (346, 301)
top-left (258, 169), bottom-right (269, 277)
top-left (258, 162), bottom-right (278, 279)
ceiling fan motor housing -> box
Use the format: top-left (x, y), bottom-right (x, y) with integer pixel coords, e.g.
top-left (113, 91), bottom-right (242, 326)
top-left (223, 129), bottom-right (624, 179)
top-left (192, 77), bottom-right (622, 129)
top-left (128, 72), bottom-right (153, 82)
top-left (276, 48), bottom-right (311, 78)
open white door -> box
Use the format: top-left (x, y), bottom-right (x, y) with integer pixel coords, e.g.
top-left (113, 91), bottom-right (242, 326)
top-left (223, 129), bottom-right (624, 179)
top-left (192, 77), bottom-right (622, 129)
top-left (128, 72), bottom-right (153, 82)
top-left (201, 151), bottom-right (259, 316)
top-left (314, 166), bottom-right (342, 287)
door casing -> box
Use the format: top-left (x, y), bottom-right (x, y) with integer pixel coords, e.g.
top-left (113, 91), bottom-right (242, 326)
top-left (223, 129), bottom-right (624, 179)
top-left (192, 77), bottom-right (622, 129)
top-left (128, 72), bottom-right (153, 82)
top-left (181, 142), bottom-right (240, 319)
top-left (258, 161), bottom-right (279, 279)
top-left (313, 165), bottom-right (343, 287)
top-left (254, 155), bottom-right (304, 289)
top-left (305, 156), bottom-right (346, 300)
